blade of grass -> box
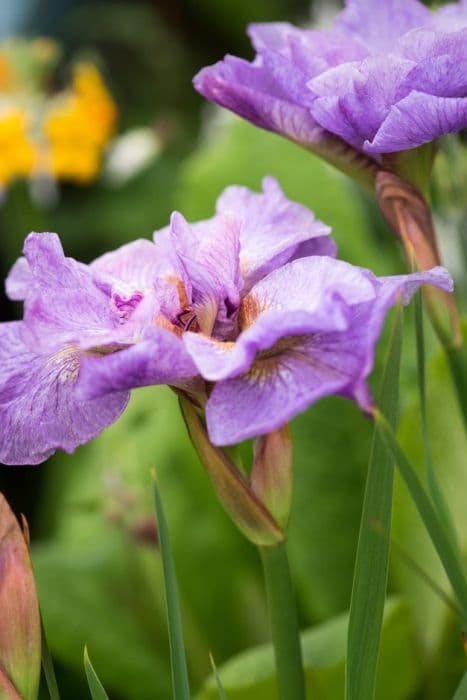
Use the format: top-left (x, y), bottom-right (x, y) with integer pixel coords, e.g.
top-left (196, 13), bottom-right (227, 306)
top-left (153, 476), bottom-right (191, 700)
top-left (453, 671), bottom-right (467, 700)
top-left (374, 409), bottom-right (467, 627)
top-left (414, 291), bottom-right (459, 545)
top-left (209, 653), bottom-right (228, 700)
top-left (346, 305), bottom-right (403, 700)
top-left (40, 616), bottom-right (61, 700)
top-left (83, 647), bottom-right (109, 700)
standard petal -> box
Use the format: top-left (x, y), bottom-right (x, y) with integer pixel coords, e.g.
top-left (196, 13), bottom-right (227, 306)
top-left (5, 257), bottom-right (31, 301)
top-left (335, 0), bottom-right (430, 52)
top-left (216, 176), bottom-right (332, 287)
top-left (308, 56), bottom-right (415, 150)
top-left (0, 322), bottom-right (129, 465)
top-left (78, 326), bottom-right (198, 399)
top-left (21, 233), bottom-right (120, 348)
top-left (91, 238), bottom-right (173, 288)
top-left (193, 54), bottom-right (325, 146)
top-left (170, 210), bottom-right (241, 333)
top-left (365, 92), bottom-right (467, 152)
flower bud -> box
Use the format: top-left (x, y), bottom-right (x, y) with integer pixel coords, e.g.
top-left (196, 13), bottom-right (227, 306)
top-left (179, 396), bottom-right (284, 546)
top-left (0, 493), bottom-right (41, 700)
top-left (251, 425), bottom-right (293, 530)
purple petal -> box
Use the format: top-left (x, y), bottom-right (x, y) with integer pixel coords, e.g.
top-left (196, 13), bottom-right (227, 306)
top-left (78, 326), bottom-right (198, 399)
top-left (206, 347), bottom-right (354, 445)
top-left (335, 0), bottom-right (431, 52)
top-left (216, 176), bottom-right (332, 287)
top-left (205, 265), bottom-right (453, 445)
top-left (170, 211), bottom-right (241, 334)
top-left (431, 0), bottom-right (467, 31)
top-left (91, 238), bottom-right (174, 288)
top-left (21, 233), bottom-right (121, 348)
top-left (5, 257), bottom-right (31, 301)
top-left (365, 92), bottom-right (467, 152)
top-left (184, 304), bottom-right (349, 382)
top-left (184, 255), bottom-right (377, 382)
top-left (308, 56), bottom-right (415, 150)
top-left (0, 322), bottom-right (128, 465)
top-left (193, 55), bottom-right (325, 146)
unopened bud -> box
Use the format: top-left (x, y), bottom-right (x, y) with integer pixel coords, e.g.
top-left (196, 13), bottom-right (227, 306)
top-left (0, 493), bottom-right (41, 700)
top-left (179, 397), bottom-right (284, 546)
top-left (252, 425), bottom-right (293, 529)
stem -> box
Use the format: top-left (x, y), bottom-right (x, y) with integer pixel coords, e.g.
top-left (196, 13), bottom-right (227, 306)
top-left (446, 342), bottom-right (467, 429)
top-left (259, 541), bottom-right (305, 700)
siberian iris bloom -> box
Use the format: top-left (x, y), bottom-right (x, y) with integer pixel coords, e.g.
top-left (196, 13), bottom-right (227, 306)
top-left (0, 178), bottom-right (452, 463)
top-left (194, 0), bottom-right (467, 156)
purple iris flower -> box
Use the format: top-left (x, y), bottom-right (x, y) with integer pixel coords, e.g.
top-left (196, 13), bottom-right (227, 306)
top-left (77, 180), bottom-right (451, 447)
top-left (0, 177), bottom-right (453, 463)
top-left (194, 0), bottom-right (467, 155)
top-left (0, 178), bottom-right (332, 464)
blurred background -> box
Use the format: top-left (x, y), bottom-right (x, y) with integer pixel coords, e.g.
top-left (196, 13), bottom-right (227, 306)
top-left (0, 1), bottom-right (465, 698)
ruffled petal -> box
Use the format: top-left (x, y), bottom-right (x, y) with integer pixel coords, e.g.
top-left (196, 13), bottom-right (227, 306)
top-left (21, 233), bottom-right (121, 348)
top-left (365, 92), bottom-right (467, 152)
top-left (170, 211), bottom-right (241, 334)
top-left (0, 322), bottom-right (128, 465)
top-left (335, 0), bottom-right (430, 52)
top-left (216, 176), bottom-right (332, 287)
top-left (5, 257), bottom-right (31, 301)
top-left (193, 54), bottom-right (325, 146)
top-left (78, 327), bottom-right (198, 399)
top-left (206, 347), bottom-right (354, 445)
top-left (308, 56), bottom-right (415, 150)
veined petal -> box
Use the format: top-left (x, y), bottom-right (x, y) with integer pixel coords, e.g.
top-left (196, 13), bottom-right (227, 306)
top-left (184, 304), bottom-right (349, 382)
top-left (170, 210), bottom-right (241, 334)
top-left (21, 233), bottom-right (121, 348)
top-left (216, 176), bottom-right (333, 287)
top-left (335, 0), bottom-right (430, 52)
top-left (5, 257), bottom-right (31, 301)
top-left (78, 326), bottom-right (198, 399)
top-left (204, 265), bottom-right (453, 445)
top-left (193, 55), bottom-right (326, 146)
top-left (308, 56), bottom-right (415, 150)
top-left (0, 322), bottom-right (128, 465)
top-left (365, 92), bottom-right (467, 152)
top-left (206, 349), bottom-right (353, 445)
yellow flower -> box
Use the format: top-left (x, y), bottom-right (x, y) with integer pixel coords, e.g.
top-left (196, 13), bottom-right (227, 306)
top-left (44, 62), bottom-right (117, 183)
top-left (0, 109), bottom-right (37, 187)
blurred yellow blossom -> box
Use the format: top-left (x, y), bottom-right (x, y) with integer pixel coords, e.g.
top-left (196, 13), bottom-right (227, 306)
top-left (0, 37), bottom-right (117, 189)
top-left (44, 64), bottom-right (117, 183)
top-left (0, 109), bottom-right (37, 187)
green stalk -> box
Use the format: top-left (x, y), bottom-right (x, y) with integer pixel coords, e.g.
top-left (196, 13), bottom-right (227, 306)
top-left (374, 410), bottom-right (467, 628)
top-left (259, 542), bottom-right (305, 700)
top-left (446, 342), bottom-right (467, 429)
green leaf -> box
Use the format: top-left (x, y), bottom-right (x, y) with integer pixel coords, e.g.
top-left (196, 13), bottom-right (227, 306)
top-left (84, 647), bottom-right (110, 700)
top-left (346, 305), bottom-right (403, 700)
top-left (453, 671), bottom-right (467, 700)
top-left (153, 478), bottom-right (191, 700)
top-left (198, 598), bottom-right (421, 700)
top-left (374, 410), bottom-right (467, 627)
top-left (414, 291), bottom-right (458, 545)
top-left (41, 618), bottom-right (61, 700)
top-left (209, 654), bottom-right (228, 700)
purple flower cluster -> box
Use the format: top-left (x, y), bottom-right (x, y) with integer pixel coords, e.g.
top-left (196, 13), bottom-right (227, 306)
top-left (194, 0), bottom-right (467, 155)
top-left (0, 178), bottom-right (452, 464)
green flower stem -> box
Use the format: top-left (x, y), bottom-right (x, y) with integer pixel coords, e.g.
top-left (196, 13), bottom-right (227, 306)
top-left (259, 541), bottom-right (306, 700)
top-left (446, 342), bottom-right (467, 430)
